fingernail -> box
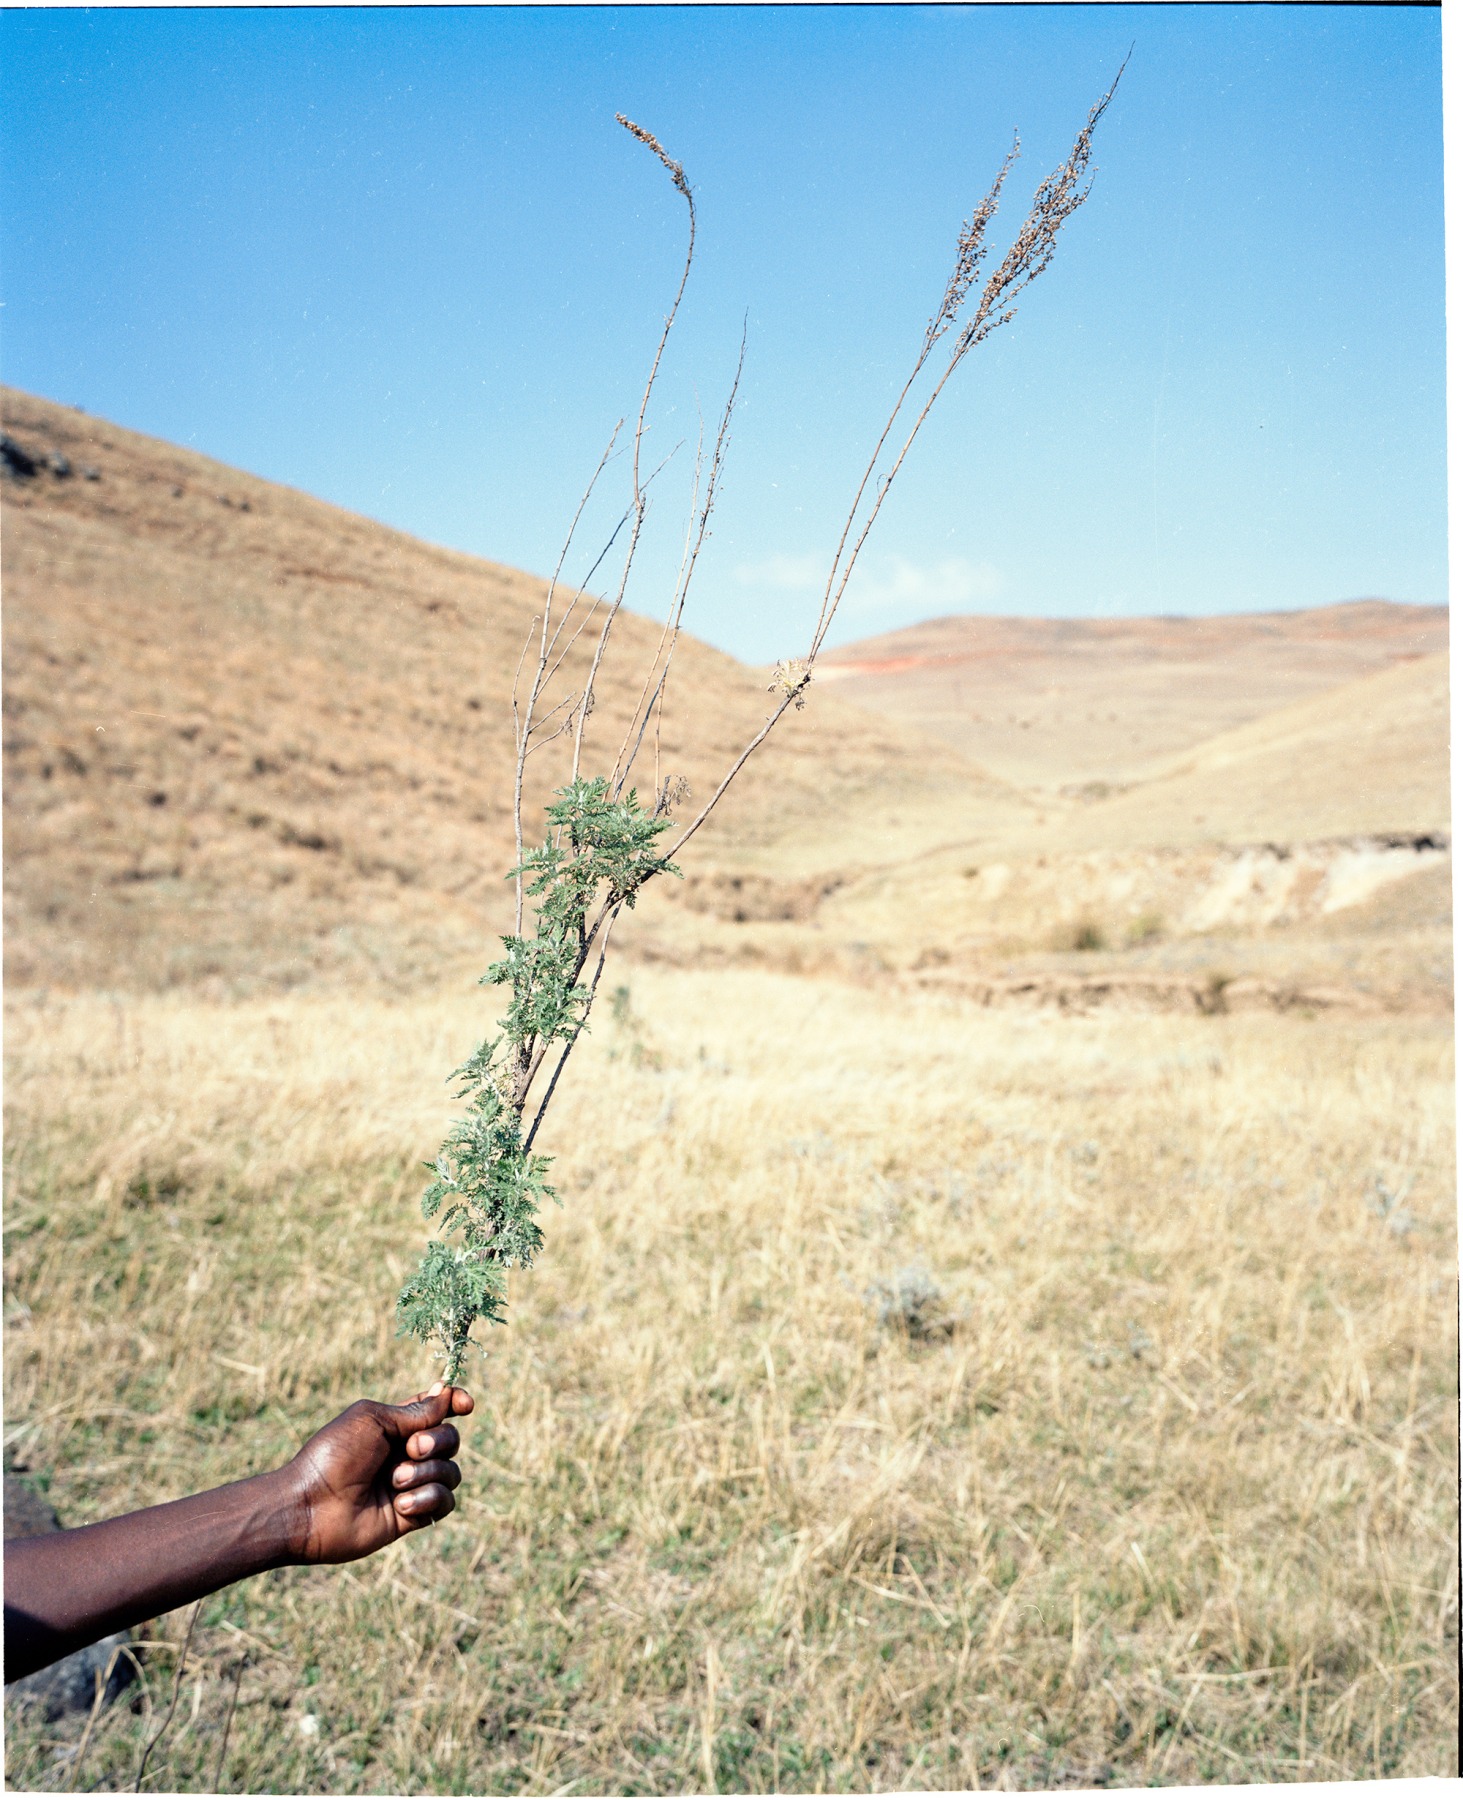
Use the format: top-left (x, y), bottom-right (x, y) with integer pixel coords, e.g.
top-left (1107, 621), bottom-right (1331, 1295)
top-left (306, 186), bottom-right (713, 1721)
top-left (428, 1382), bottom-right (445, 1397)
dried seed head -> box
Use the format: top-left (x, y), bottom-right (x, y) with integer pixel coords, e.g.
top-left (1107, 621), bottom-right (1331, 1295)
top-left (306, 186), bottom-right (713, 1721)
top-left (769, 658), bottom-right (811, 708)
top-left (957, 56), bottom-right (1127, 357)
top-left (927, 134), bottom-right (1020, 350)
top-left (617, 114), bottom-right (693, 206)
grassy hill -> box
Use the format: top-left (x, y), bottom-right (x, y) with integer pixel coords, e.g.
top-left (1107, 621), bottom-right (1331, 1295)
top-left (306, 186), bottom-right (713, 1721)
top-left (3, 387), bottom-right (1450, 1012)
top-left (1053, 651), bottom-right (1450, 852)
top-left (818, 602), bottom-right (1447, 791)
top-left (1, 388), bottom-right (1009, 992)
top-left (4, 394), bottom-right (1454, 1792)
top-left (631, 634), bottom-right (1452, 1011)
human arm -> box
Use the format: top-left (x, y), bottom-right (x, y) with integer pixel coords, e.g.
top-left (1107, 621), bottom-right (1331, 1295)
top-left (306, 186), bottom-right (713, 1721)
top-left (3, 1384), bottom-right (473, 1682)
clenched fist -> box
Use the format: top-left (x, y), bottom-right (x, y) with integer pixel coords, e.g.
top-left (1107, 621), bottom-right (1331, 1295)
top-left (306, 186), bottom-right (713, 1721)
top-left (284, 1384), bottom-right (475, 1561)
top-left (4, 1383), bottom-right (477, 1683)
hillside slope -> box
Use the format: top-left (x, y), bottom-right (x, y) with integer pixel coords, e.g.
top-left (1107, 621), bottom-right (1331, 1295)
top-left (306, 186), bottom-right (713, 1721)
top-left (819, 603), bottom-right (1448, 790)
top-left (1051, 652), bottom-right (1450, 853)
top-left (2, 388), bottom-right (1012, 992)
top-left (632, 631), bottom-right (1452, 1011)
top-left (5, 390), bottom-right (1450, 1009)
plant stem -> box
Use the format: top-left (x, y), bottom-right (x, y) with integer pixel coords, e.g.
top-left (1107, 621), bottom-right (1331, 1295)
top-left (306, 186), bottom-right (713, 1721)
top-left (133, 1598), bottom-right (202, 1792)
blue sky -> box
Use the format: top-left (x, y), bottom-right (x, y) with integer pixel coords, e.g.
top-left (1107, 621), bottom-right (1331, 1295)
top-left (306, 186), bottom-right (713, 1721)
top-left (0, 6), bottom-right (1446, 662)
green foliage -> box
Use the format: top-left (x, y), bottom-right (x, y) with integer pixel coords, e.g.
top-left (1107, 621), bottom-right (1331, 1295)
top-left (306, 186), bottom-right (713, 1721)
top-left (524, 778), bottom-right (680, 915)
top-left (396, 779), bottom-right (677, 1379)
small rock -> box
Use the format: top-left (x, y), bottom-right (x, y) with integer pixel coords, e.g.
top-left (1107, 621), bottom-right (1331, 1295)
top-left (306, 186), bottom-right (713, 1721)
top-left (867, 1263), bottom-right (958, 1341)
top-left (6, 1635), bottom-right (135, 1723)
top-left (0, 433), bottom-right (39, 480)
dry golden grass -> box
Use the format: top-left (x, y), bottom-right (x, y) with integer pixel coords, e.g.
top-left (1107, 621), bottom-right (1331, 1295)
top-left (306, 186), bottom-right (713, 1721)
top-left (5, 390), bottom-right (1451, 1026)
top-left (5, 969), bottom-right (1456, 1791)
top-left (1, 387), bottom-right (1006, 995)
top-left (1041, 655), bottom-right (1450, 856)
top-left (817, 605), bottom-right (1448, 794)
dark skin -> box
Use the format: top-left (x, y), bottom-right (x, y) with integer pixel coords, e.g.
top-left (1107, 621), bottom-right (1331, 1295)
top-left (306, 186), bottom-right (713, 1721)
top-left (4, 1383), bottom-right (474, 1683)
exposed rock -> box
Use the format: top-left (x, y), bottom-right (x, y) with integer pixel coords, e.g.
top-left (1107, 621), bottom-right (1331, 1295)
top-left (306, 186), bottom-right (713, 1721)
top-left (676, 869), bottom-right (845, 923)
top-left (909, 965), bottom-right (1383, 1016)
top-left (0, 432), bottom-right (38, 480)
top-left (6, 1632), bottom-right (137, 1723)
top-left (867, 1264), bottom-right (959, 1340)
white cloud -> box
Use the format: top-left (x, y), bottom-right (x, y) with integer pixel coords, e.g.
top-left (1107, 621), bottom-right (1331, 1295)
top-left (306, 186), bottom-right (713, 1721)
top-left (732, 552), bottom-right (826, 593)
top-left (841, 554), bottom-right (1003, 619)
top-left (734, 552), bottom-right (1002, 622)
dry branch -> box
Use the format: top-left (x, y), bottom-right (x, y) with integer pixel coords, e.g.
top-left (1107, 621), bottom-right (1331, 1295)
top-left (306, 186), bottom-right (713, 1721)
top-left (399, 70), bottom-right (1124, 1381)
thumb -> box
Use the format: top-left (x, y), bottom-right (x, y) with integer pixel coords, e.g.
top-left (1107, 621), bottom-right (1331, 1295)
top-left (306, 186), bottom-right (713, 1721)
top-left (379, 1386), bottom-right (456, 1438)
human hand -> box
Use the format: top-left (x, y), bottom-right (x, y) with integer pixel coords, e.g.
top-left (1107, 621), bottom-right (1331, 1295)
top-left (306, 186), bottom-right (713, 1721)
top-left (281, 1384), bottom-right (474, 1564)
